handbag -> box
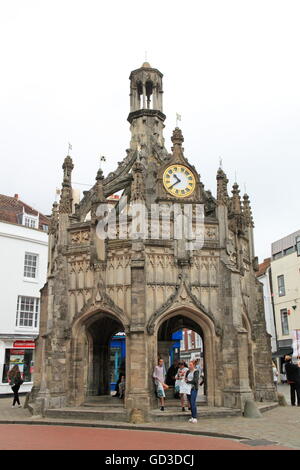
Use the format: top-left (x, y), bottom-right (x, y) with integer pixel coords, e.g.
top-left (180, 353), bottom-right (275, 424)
top-left (15, 376), bottom-right (24, 386)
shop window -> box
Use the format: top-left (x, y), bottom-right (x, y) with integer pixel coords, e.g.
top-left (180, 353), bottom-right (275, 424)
top-left (2, 349), bottom-right (34, 383)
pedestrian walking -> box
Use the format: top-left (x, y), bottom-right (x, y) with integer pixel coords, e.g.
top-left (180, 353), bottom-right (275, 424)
top-left (153, 358), bottom-right (167, 411)
top-left (8, 365), bottom-right (23, 408)
top-left (284, 355), bottom-right (300, 406)
top-left (175, 361), bottom-right (189, 411)
top-left (185, 361), bottom-right (199, 423)
top-left (272, 361), bottom-right (279, 390)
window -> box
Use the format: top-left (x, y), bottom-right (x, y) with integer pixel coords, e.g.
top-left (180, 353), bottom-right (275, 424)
top-left (284, 246), bottom-right (295, 256)
top-left (24, 216), bottom-right (37, 228)
top-left (24, 253), bottom-right (38, 279)
top-left (42, 224), bottom-right (48, 232)
top-left (273, 252), bottom-right (282, 260)
top-left (280, 309), bottom-right (289, 336)
top-left (2, 349), bottom-right (34, 383)
top-left (195, 334), bottom-right (202, 349)
top-left (16, 296), bottom-right (39, 328)
top-left (187, 330), bottom-right (192, 349)
top-left (296, 236), bottom-right (300, 257)
top-left (277, 275), bottom-right (286, 297)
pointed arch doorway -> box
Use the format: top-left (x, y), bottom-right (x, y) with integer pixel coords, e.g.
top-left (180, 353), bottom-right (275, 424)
top-left (84, 312), bottom-right (126, 398)
top-left (157, 314), bottom-right (207, 404)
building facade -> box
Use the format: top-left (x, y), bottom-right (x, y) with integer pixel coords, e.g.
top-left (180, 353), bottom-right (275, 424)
top-left (0, 194), bottom-right (49, 394)
top-left (180, 328), bottom-right (203, 364)
top-left (29, 62), bottom-right (276, 419)
top-left (256, 258), bottom-right (277, 353)
top-left (271, 230), bottom-right (300, 360)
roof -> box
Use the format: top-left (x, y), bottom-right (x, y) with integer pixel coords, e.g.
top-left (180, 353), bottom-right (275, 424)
top-left (271, 229), bottom-right (300, 255)
top-left (0, 194), bottom-right (50, 230)
top-left (256, 258), bottom-right (271, 278)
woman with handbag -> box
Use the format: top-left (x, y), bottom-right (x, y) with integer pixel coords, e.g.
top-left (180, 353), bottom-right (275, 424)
top-left (185, 361), bottom-right (199, 423)
top-left (175, 361), bottom-right (189, 411)
top-left (153, 358), bottom-right (167, 411)
top-left (8, 365), bottom-right (23, 408)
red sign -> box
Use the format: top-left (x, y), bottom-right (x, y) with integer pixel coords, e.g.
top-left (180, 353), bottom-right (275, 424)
top-left (13, 341), bottom-right (35, 349)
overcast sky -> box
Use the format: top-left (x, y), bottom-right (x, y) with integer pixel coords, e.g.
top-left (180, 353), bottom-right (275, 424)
top-left (0, 0), bottom-right (299, 262)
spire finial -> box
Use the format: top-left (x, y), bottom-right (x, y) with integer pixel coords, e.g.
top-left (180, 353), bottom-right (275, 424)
top-left (171, 127), bottom-right (184, 146)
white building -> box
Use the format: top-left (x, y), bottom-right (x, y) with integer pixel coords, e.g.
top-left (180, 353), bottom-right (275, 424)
top-left (271, 230), bottom-right (300, 361)
top-left (257, 258), bottom-right (277, 353)
top-left (0, 194), bottom-right (49, 394)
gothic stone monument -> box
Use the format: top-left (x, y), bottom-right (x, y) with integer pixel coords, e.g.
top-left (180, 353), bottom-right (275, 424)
top-left (30, 62), bottom-right (276, 418)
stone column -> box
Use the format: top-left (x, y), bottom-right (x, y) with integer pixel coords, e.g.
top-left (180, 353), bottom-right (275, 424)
top-left (222, 330), bottom-right (254, 408)
top-left (142, 84), bottom-right (146, 109)
top-left (124, 240), bottom-right (152, 420)
top-left (157, 341), bottom-right (174, 370)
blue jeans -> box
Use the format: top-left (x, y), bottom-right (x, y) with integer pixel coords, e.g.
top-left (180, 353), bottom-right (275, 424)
top-left (187, 389), bottom-right (198, 418)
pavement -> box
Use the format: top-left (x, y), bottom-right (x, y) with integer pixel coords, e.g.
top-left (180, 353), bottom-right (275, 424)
top-left (0, 384), bottom-right (299, 450)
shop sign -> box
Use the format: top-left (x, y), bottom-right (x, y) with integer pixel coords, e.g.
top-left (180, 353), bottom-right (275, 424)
top-left (13, 340), bottom-right (35, 349)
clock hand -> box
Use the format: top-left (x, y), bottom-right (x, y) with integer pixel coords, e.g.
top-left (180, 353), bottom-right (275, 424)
top-left (169, 178), bottom-right (181, 189)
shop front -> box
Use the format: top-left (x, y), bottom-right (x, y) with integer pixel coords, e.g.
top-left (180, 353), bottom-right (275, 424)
top-left (0, 338), bottom-right (36, 394)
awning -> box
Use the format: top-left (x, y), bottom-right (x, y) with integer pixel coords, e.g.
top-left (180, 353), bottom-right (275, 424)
top-left (272, 347), bottom-right (294, 358)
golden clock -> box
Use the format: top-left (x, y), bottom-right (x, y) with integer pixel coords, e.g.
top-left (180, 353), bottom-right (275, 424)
top-left (163, 164), bottom-right (196, 198)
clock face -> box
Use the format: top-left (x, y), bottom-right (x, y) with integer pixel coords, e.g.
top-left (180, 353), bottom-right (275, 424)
top-left (163, 165), bottom-right (196, 198)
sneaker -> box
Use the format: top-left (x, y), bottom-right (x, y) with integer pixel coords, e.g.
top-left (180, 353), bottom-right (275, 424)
top-left (191, 418), bottom-right (197, 423)
top-left (188, 417), bottom-right (193, 422)
top-left (182, 407), bottom-right (185, 412)
top-left (11, 405), bottom-right (15, 408)
top-left (18, 405), bottom-right (22, 408)
top-left (160, 406), bottom-right (164, 411)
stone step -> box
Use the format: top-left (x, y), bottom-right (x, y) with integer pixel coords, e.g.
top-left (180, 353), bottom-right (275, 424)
top-left (83, 402), bottom-right (124, 408)
top-left (83, 397), bottom-right (124, 408)
top-left (150, 407), bottom-right (242, 422)
top-left (44, 401), bottom-right (278, 424)
top-left (45, 407), bottom-right (129, 423)
top-left (157, 399), bottom-right (208, 409)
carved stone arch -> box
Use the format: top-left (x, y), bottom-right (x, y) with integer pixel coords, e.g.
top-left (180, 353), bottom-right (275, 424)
top-left (70, 306), bottom-right (129, 405)
top-left (71, 284), bottom-right (130, 334)
top-left (146, 279), bottom-right (222, 337)
top-left (72, 304), bottom-right (130, 339)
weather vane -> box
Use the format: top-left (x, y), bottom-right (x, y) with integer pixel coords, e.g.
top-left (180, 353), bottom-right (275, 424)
top-left (176, 113), bottom-right (181, 127)
top-left (99, 155), bottom-right (106, 169)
